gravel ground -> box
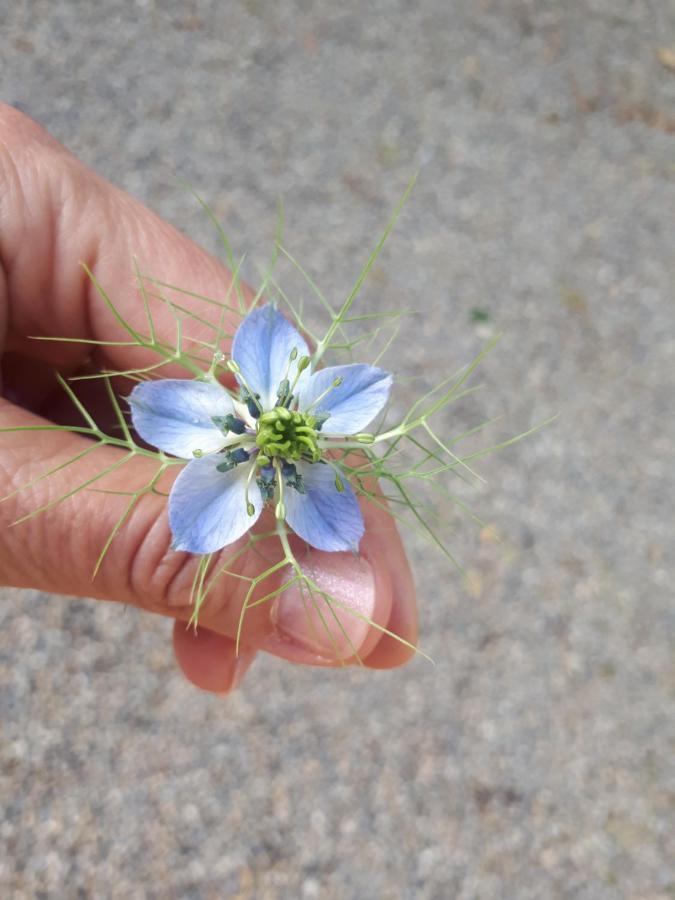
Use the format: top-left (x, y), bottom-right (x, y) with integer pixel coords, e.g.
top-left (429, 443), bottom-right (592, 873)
top-left (1, 2), bottom-right (674, 898)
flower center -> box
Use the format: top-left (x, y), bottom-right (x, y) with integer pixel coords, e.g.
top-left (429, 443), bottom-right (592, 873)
top-left (256, 407), bottom-right (321, 462)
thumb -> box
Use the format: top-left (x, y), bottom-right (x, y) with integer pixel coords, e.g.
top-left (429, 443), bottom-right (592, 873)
top-left (0, 398), bottom-right (393, 667)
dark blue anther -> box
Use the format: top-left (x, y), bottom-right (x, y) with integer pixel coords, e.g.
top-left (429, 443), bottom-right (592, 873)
top-left (216, 448), bottom-right (249, 472)
top-left (257, 478), bottom-right (276, 502)
top-left (225, 414), bottom-right (246, 434)
top-left (212, 414), bottom-right (246, 435)
top-left (230, 448), bottom-right (250, 465)
top-left (281, 462), bottom-right (297, 479)
top-left (281, 461), bottom-right (305, 494)
top-left (256, 464), bottom-right (276, 502)
top-left (259, 465), bottom-right (276, 483)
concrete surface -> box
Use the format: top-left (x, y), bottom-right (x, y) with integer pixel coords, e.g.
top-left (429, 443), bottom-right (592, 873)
top-left (1, 2), bottom-right (674, 898)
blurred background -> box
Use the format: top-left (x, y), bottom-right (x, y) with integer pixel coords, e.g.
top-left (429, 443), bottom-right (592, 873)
top-left (1, 2), bottom-right (674, 897)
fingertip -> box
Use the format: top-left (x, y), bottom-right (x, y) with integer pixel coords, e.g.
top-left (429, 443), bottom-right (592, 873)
top-left (360, 499), bottom-right (420, 670)
top-left (363, 597), bottom-right (419, 669)
top-left (172, 621), bottom-right (256, 694)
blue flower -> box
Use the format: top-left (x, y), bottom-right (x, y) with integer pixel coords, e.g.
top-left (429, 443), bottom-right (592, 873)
top-left (129, 305), bottom-right (392, 555)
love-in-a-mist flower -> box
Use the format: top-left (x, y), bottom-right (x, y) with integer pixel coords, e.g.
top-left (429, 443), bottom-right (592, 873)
top-left (128, 305), bottom-right (392, 555)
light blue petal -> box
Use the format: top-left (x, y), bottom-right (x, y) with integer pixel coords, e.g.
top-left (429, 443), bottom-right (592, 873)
top-left (231, 305), bottom-right (310, 410)
top-left (129, 380), bottom-right (233, 458)
top-left (284, 462), bottom-right (364, 552)
top-left (169, 457), bottom-right (262, 554)
top-left (297, 364), bottom-right (392, 434)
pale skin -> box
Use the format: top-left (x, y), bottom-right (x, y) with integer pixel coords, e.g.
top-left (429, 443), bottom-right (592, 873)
top-left (0, 105), bottom-right (418, 693)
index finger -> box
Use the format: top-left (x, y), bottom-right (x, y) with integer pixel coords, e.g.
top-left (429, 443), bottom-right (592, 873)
top-left (0, 104), bottom-right (248, 376)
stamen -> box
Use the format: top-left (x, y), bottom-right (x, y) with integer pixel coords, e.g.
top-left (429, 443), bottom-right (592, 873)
top-left (275, 346), bottom-right (303, 407)
top-left (212, 414), bottom-right (247, 435)
top-left (303, 376), bottom-right (343, 414)
top-left (281, 461), bottom-right (305, 494)
top-left (273, 459), bottom-right (286, 520)
top-left (284, 355), bottom-right (312, 407)
top-left (227, 359), bottom-right (263, 414)
top-left (245, 392), bottom-right (262, 419)
top-left (245, 460), bottom-right (258, 516)
top-left (256, 463), bottom-right (276, 502)
top-left (230, 448), bottom-right (250, 465)
top-left (216, 448), bottom-right (250, 472)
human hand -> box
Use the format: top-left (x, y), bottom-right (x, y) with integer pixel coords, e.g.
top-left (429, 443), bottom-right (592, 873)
top-left (0, 105), bottom-right (417, 693)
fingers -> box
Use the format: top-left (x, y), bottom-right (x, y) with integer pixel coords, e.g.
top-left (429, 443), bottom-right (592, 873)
top-left (172, 624), bottom-right (256, 694)
top-left (0, 105), bottom-right (418, 670)
top-left (0, 103), bottom-right (248, 374)
top-left (0, 399), bottom-right (405, 668)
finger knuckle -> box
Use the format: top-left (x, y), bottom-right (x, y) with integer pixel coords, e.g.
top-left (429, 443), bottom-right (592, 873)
top-left (124, 504), bottom-right (250, 621)
top-left (126, 511), bottom-right (192, 613)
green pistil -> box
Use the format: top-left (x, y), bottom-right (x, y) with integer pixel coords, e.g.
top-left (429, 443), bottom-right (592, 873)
top-left (256, 407), bottom-right (321, 462)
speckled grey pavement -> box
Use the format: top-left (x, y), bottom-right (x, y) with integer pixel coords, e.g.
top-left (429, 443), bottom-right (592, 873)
top-left (1, 3), bottom-right (674, 898)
